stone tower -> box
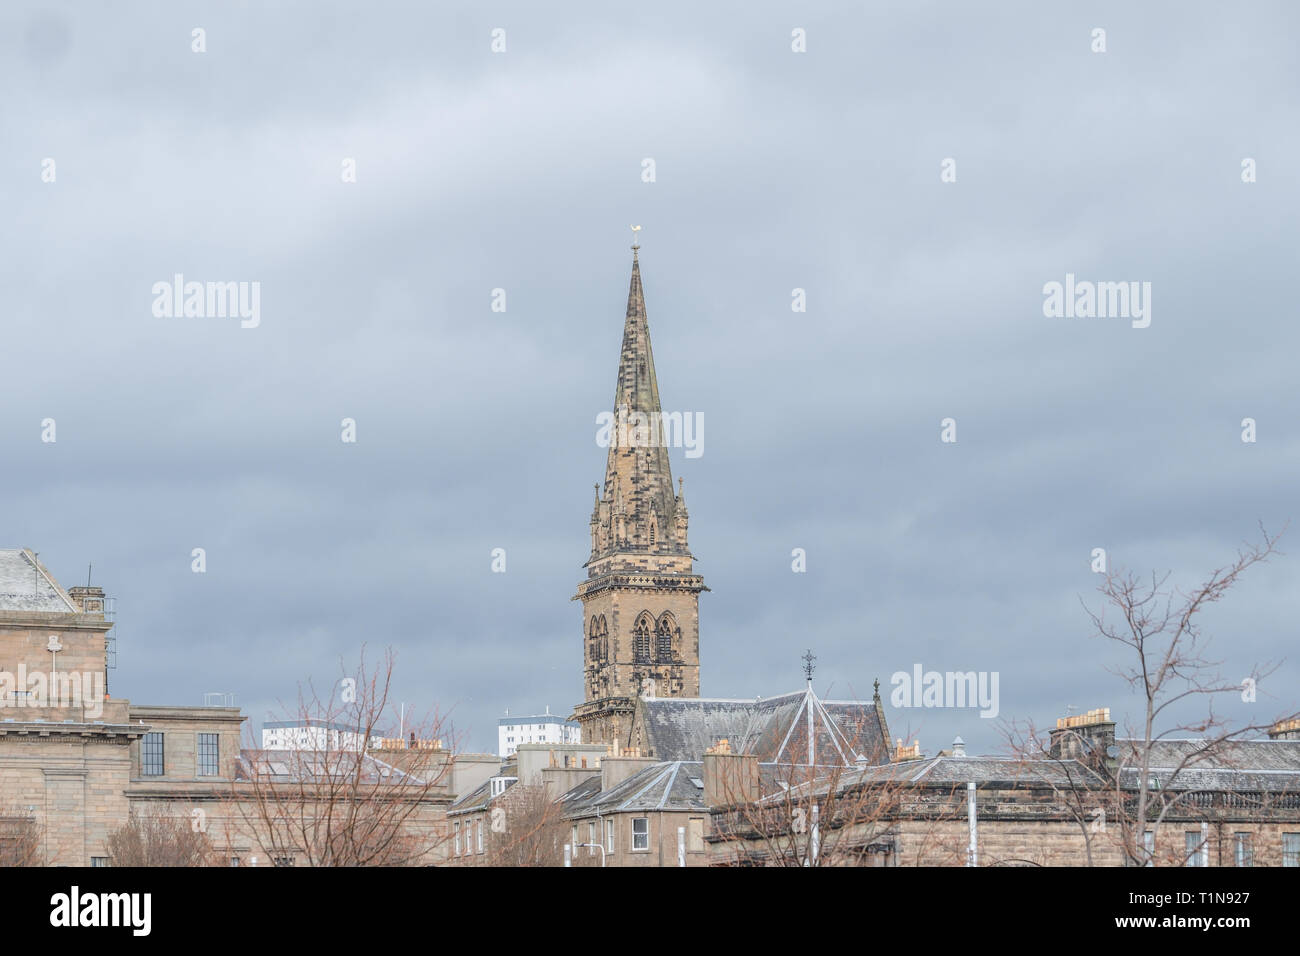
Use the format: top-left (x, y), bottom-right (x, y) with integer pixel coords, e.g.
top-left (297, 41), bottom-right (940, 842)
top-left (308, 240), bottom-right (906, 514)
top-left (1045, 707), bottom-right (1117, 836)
top-left (572, 242), bottom-right (707, 746)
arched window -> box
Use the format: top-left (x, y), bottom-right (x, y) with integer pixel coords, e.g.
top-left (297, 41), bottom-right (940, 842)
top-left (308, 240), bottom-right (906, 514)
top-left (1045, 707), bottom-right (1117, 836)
top-left (633, 614), bottom-right (652, 662)
top-left (656, 614), bottom-right (675, 662)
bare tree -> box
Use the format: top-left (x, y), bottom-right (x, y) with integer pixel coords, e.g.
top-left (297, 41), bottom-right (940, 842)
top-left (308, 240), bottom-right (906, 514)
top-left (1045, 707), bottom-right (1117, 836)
top-left (0, 808), bottom-right (43, 866)
top-left (225, 647), bottom-right (455, 866)
top-left (707, 728), bottom-right (955, 867)
top-left (107, 808), bottom-right (218, 867)
top-left (1082, 524), bottom-right (1298, 865)
top-left (999, 719), bottom-right (1115, 866)
top-left (481, 784), bottom-right (569, 867)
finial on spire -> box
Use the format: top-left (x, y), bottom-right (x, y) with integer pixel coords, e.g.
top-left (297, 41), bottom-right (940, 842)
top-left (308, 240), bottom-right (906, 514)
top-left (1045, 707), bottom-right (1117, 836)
top-left (801, 649), bottom-right (816, 684)
top-left (630, 224), bottom-right (642, 258)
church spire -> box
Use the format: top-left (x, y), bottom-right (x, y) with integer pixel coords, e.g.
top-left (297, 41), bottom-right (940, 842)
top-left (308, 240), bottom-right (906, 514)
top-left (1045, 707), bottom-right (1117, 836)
top-left (573, 234), bottom-right (707, 746)
top-left (597, 237), bottom-right (679, 557)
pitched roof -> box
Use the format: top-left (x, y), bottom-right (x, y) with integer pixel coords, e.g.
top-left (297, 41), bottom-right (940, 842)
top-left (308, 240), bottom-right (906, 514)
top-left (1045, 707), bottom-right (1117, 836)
top-left (0, 549), bottom-right (78, 613)
top-left (635, 687), bottom-right (889, 765)
top-left (1115, 737), bottom-right (1300, 792)
top-left (762, 754), bottom-right (1110, 806)
top-left (235, 749), bottom-right (426, 786)
top-left (563, 761), bottom-right (707, 817)
top-left (449, 778), bottom-right (497, 814)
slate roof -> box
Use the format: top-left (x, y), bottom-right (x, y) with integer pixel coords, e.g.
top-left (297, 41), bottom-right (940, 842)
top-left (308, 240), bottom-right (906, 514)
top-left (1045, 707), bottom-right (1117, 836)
top-left (1115, 737), bottom-right (1300, 792)
top-left (563, 761), bottom-right (708, 818)
top-left (0, 549), bottom-right (78, 613)
top-left (448, 778), bottom-right (497, 815)
top-left (235, 749), bottom-right (426, 786)
top-left (634, 688), bottom-right (888, 765)
top-left (449, 771), bottom-right (522, 815)
top-left (764, 754), bottom-right (1112, 806)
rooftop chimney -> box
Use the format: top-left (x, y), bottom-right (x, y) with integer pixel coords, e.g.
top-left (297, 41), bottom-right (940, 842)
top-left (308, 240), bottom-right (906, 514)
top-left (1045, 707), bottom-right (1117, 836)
top-left (1268, 717), bottom-right (1300, 741)
top-left (67, 585), bottom-right (107, 618)
top-left (1049, 707), bottom-right (1114, 764)
top-left (951, 736), bottom-right (966, 758)
top-left (600, 755), bottom-right (658, 792)
top-left (703, 745), bottom-right (758, 808)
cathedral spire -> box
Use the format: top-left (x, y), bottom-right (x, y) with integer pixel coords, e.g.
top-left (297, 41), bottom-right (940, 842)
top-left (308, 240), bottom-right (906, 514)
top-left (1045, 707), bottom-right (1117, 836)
top-left (599, 239), bottom-right (678, 555)
top-left (574, 237), bottom-right (708, 746)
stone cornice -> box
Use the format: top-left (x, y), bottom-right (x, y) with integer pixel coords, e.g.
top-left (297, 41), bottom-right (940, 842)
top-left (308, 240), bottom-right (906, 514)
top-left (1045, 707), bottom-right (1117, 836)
top-left (0, 721), bottom-right (145, 739)
top-left (0, 612), bottom-right (114, 632)
top-left (574, 573), bottom-right (708, 600)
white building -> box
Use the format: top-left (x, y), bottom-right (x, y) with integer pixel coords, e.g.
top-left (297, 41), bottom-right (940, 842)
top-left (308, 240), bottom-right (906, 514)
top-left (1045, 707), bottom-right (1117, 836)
top-left (261, 719), bottom-right (372, 751)
top-left (498, 708), bottom-right (582, 757)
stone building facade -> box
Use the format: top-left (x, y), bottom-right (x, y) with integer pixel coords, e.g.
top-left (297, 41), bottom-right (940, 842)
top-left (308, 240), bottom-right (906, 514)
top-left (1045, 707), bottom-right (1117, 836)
top-left (0, 548), bottom-right (453, 866)
top-left (705, 710), bottom-right (1300, 867)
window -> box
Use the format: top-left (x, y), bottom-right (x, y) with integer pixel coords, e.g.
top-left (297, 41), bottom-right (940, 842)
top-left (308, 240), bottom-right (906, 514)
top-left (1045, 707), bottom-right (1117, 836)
top-left (588, 821), bottom-right (597, 856)
top-left (1234, 832), bottom-right (1253, 867)
top-left (229, 857), bottom-right (240, 867)
top-left (141, 732), bottom-right (164, 776)
top-left (632, 817), bottom-right (649, 851)
top-left (476, 820), bottom-right (483, 854)
top-left (1284, 833), bottom-right (1300, 868)
top-left (1142, 829), bottom-right (1154, 867)
top-left (656, 616), bottom-right (674, 662)
top-left (90, 857), bottom-right (109, 867)
top-left (454, 821), bottom-right (461, 857)
top-left (633, 616), bottom-right (651, 662)
top-left (688, 817), bottom-right (705, 853)
top-left (605, 818), bottom-right (615, 853)
top-left (572, 825), bottom-right (579, 855)
top-left (197, 733), bottom-right (219, 776)
top-left (1184, 831), bottom-right (1204, 867)
top-left (273, 857), bottom-right (294, 867)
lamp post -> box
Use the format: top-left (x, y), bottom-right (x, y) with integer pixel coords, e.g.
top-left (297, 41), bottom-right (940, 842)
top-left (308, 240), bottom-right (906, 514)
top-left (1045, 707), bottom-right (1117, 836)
top-left (574, 842), bottom-right (606, 867)
top-left (47, 635), bottom-right (62, 705)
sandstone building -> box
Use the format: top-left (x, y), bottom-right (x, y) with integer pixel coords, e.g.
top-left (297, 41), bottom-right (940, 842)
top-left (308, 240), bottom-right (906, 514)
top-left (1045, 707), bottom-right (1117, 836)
top-left (0, 548), bottom-right (452, 866)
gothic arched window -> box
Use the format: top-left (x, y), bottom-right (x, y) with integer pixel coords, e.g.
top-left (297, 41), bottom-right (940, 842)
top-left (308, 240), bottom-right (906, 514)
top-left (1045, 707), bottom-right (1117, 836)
top-left (655, 614), bottom-right (675, 662)
top-left (633, 614), bottom-right (652, 663)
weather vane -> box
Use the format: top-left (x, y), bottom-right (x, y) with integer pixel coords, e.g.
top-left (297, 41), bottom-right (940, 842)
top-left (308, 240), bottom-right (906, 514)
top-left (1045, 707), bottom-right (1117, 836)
top-left (630, 224), bottom-right (642, 248)
top-left (802, 649), bottom-right (816, 683)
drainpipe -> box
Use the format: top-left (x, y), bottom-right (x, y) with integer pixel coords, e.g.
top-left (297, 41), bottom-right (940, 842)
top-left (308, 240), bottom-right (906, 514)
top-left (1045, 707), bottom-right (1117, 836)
top-left (967, 781), bottom-right (978, 867)
top-left (810, 803), bottom-right (821, 866)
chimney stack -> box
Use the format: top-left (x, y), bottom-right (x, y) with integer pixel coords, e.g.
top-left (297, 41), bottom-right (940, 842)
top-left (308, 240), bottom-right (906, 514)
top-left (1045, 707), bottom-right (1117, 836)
top-left (703, 740), bottom-right (759, 808)
top-left (1049, 707), bottom-right (1114, 763)
top-left (67, 585), bottom-right (107, 618)
top-left (1268, 718), bottom-right (1300, 741)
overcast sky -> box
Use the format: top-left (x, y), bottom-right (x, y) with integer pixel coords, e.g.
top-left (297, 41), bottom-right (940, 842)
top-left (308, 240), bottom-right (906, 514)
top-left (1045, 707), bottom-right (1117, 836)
top-left (4, 1), bottom-right (1298, 755)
